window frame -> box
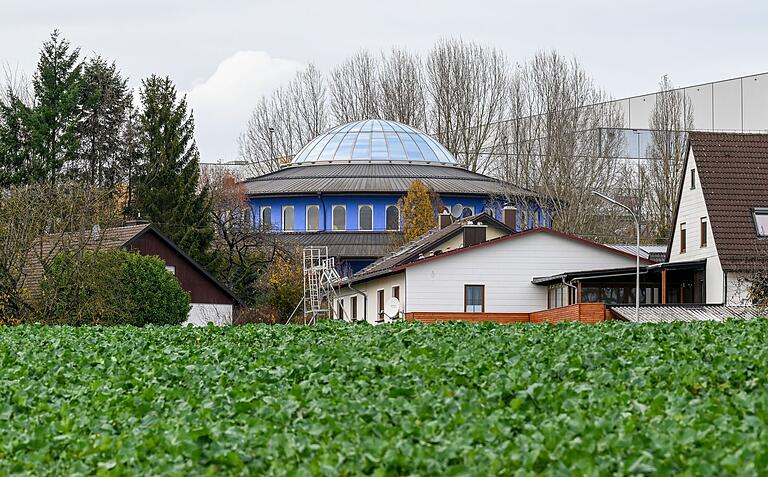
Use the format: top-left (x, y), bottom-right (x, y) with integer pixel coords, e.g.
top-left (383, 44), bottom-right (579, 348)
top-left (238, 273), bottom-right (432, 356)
top-left (351, 296), bottom-right (358, 320)
top-left (260, 206), bottom-right (272, 229)
top-left (464, 284), bottom-right (485, 313)
top-left (332, 205), bottom-right (346, 231)
top-left (700, 217), bottom-right (708, 247)
top-left (752, 208), bottom-right (768, 237)
top-left (377, 289), bottom-right (385, 321)
top-left (690, 169), bottom-right (696, 189)
top-left (358, 204), bottom-right (374, 231)
top-left (392, 285), bottom-right (400, 300)
top-left (461, 206), bottom-right (474, 218)
top-left (282, 205), bottom-right (295, 232)
top-left (385, 204), bottom-right (400, 231)
top-left (336, 298), bottom-right (344, 320)
top-left (680, 222), bottom-right (687, 253)
top-left (306, 204), bottom-right (320, 232)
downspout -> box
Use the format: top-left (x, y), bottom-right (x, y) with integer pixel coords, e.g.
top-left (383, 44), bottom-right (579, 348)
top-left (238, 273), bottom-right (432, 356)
top-left (318, 192), bottom-right (327, 231)
top-left (561, 277), bottom-right (578, 305)
top-left (347, 282), bottom-right (367, 322)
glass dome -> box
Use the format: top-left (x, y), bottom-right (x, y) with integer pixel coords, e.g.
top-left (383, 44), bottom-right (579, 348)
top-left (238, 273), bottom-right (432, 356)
top-left (292, 119), bottom-right (457, 164)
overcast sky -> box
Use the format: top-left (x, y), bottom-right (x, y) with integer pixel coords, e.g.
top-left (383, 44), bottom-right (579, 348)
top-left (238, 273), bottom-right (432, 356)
top-left (2, 0), bottom-right (767, 162)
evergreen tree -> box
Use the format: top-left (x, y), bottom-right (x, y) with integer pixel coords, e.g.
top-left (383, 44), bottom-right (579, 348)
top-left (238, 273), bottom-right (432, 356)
top-left (134, 75), bottom-right (214, 265)
top-left (77, 56), bottom-right (131, 187)
top-left (0, 93), bottom-right (34, 186)
top-left (28, 30), bottom-right (82, 182)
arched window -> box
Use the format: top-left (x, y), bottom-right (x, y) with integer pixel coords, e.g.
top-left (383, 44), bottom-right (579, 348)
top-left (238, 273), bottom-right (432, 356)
top-left (358, 205), bottom-right (373, 231)
top-left (386, 205), bottom-right (400, 231)
top-left (261, 206), bottom-right (272, 229)
top-left (461, 206), bottom-right (474, 218)
top-left (332, 205), bottom-right (346, 231)
top-left (306, 205), bottom-right (320, 231)
top-left (282, 206), bottom-right (294, 231)
top-left (243, 206), bottom-right (253, 226)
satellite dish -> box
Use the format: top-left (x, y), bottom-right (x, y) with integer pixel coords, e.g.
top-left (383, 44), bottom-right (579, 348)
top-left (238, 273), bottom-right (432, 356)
top-left (384, 297), bottom-right (400, 319)
top-left (450, 204), bottom-right (463, 219)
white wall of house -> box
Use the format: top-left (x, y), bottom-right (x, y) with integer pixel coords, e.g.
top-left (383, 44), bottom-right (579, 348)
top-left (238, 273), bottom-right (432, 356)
top-left (336, 272), bottom-right (405, 323)
top-left (725, 272), bottom-right (754, 306)
top-left (405, 232), bottom-right (639, 313)
top-left (185, 303), bottom-right (233, 326)
top-left (668, 149), bottom-right (725, 303)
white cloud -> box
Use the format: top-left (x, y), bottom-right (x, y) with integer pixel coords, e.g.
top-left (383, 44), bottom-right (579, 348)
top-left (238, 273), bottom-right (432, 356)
top-left (185, 50), bottom-right (304, 163)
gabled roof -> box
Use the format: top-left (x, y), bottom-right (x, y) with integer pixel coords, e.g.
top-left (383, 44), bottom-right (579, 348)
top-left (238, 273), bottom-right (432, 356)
top-left (669, 132), bottom-right (768, 270)
top-left (344, 212), bottom-right (513, 284)
top-left (21, 224), bottom-right (241, 305)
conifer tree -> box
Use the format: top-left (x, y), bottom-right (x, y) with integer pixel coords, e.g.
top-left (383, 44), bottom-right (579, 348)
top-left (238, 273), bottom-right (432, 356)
top-left (0, 94), bottom-right (34, 186)
top-left (77, 56), bottom-right (131, 187)
top-left (399, 180), bottom-right (438, 242)
top-left (133, 75), bottom-right (214, 266)
top-left (29, 30), bottom-right (82, 181)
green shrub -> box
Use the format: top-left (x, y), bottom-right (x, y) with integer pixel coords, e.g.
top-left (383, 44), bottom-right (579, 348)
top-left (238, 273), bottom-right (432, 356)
top-left (40, 250), bottom-right (190, 325)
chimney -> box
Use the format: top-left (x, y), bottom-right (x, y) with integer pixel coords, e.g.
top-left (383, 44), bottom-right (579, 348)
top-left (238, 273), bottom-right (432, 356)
top-left (439, 210), bottom-right (452, 229)
top-left (462, 224), bottom-right (487, 247)
top-left (502, 206), bottom-right (517, 231)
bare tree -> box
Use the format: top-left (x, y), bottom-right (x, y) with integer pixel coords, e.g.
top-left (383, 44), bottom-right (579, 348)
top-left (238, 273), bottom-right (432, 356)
top-left (378, 48), bottom-right (427, 129)
top-left (496, 51), bottom-right (629, 240)
top-left (239, 64), bottom-right (328, 177)
top-left (328, 51), bottom-right (380, 123)
top-left (425, 38), bottom-right (509, 173)
top-left (642, 75), bottom-right (694, 241)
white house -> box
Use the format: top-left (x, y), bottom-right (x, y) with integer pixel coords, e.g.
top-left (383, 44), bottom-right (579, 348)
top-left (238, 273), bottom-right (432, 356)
top-left (335, 212), bottom-right (649, 323)
top-left (665, 132), bottom-right (768, 305)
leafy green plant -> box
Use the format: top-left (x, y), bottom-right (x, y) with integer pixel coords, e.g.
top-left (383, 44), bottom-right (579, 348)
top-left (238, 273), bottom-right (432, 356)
top-left (40, 250), bottom-right (190, 325)
top-left (1, 320), bottom-right (768, 475)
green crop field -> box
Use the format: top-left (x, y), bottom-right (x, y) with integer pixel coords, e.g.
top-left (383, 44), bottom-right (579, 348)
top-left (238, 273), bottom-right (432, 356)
top-left (2, 320), bottom-right (768, 476)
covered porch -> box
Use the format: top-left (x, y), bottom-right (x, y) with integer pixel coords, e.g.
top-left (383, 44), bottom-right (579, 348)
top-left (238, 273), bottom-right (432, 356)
top-left (532, 259), bottom-right (708, 308)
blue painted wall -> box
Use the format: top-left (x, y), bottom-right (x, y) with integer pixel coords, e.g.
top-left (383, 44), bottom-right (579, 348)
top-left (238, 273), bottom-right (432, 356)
top-left (249, 193), bottom-right (551, 233)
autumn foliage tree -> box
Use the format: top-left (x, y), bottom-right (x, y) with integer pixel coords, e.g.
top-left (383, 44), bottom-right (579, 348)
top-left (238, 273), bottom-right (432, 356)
top-left (399, 180), bottom-right (438, 242)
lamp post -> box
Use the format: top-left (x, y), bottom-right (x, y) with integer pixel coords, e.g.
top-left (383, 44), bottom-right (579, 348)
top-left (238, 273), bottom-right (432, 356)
top-left (593, 191), bottom-right (640, 322)
top-left (268, 127), bottom-right (276, 166)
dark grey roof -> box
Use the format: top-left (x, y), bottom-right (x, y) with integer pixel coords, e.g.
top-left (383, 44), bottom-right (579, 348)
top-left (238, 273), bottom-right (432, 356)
top-left (278, 232), bottom-right (397, 259)
top-left (610, 305), bottom-right (765, 323)
top-left (243, 163), bottom-right (537, 197)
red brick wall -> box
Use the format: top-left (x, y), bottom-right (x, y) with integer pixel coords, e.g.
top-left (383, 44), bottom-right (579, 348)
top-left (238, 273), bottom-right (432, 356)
top-left (406, 304), bottom-right (608, 325)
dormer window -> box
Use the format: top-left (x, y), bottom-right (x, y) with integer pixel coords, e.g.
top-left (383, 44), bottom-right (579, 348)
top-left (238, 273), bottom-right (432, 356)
top-left (753, 208), bottom-right (768, 237)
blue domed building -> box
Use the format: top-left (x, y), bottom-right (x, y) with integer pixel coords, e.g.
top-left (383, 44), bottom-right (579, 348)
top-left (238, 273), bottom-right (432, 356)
top-left (244, 119), bottom-right (550, 273)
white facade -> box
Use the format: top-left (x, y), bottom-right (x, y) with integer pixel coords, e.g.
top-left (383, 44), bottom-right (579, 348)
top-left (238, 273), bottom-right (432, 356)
top-left (184, 303), bottom-right (233, 326)
top-left (616, 73), bottom-right (768, 132)
top-left (337, 272), bottom-right (405, 324)
top-left (667, 150), bottom-right (725, 303)
top-left (405, 232), bottom-right (638, 313)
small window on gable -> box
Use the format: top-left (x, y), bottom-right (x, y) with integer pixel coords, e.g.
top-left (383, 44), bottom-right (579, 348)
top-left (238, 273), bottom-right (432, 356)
top-left (690, 169), bottom-right (696, 189)
top-left (700, 217), bottom-right (708, 247)
top-left (754, 208), bottom-right (768, 237)
top-left (680, 222), bottom-right (687, 253)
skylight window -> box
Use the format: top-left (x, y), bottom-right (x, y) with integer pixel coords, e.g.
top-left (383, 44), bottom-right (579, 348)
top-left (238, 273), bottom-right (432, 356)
top-left (754, 208), bottom-right (768, 237)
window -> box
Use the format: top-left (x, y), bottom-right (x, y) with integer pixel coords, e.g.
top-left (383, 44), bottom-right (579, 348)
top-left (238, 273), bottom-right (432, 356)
top-left (243, 207), bottom-right (253, 226)
top-left (351, 296), bottom-right (358, 320)
top-left (700, 217), bottom-right (708, 247)
top-left (680, 222), bottom-right (687, 253)
top-left (282, 206), bottom-right (294, 231)
top-left (392, 285), bottom-right (400, 301)
top-left (306, 205), bottom-right (320, 231)
top-left (519, 207), bottom-right (529, 230)
top-left (754, 208), bottom-right (768, 237)
top-left (386, 205), bottom-right (400, 231)
top-left (377, 289), bottom-right (385, 321)
top-left (461, 206), bottom-right (474, 218)
top-left (260, 206), bottom-right (272, 228)
top-left (332, 205), bottom-right (346, 231)
top-left (165, 265), bottom-right (176, 276)
top-left (358, 205), bottom-right (373, 231)
top-left (483, 207), bottom-right (495, 219)
top-left (337, 299), bottom-right (344, 320)
top-left (690, 169), bottom-right (696, 189)
top-left (464, 285), bottom-right (484, 312)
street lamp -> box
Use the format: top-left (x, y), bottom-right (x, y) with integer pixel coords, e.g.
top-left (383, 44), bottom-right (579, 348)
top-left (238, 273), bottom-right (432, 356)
top-left (268, 127), bottom-right (276, 166)
top-left (592, 191), bottom-right (641, 322)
